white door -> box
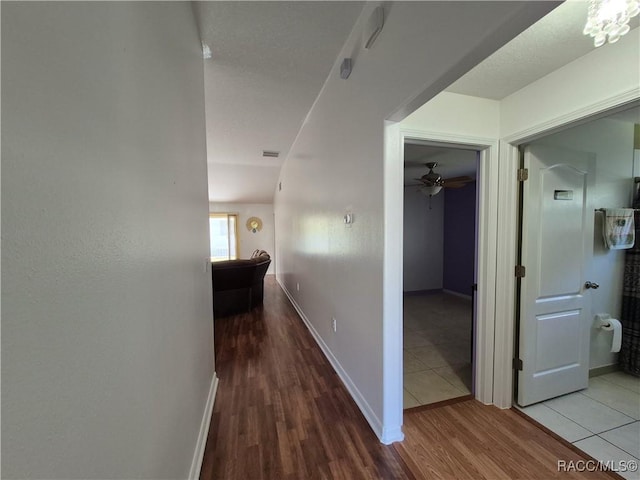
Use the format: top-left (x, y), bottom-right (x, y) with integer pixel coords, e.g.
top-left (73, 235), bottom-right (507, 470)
top-left (517, 144), bottom-right (596, 406)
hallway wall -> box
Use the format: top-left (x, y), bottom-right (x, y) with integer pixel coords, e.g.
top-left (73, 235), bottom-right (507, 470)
top-left (274, 2), bottom-right (557, 441)
top-left (2, 3), bottom-right (214, 478)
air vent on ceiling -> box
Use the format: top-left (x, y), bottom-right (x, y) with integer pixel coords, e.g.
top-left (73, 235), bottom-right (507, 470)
top-left (262, 150), bottom-right (280, 158)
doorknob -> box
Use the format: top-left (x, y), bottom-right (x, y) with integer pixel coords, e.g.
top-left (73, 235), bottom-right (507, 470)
top-left (585, 281), bottom-right (600, 289)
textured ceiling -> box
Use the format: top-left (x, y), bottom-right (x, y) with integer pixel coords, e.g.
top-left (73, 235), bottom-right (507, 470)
top-left (447, 0), bottom-right (640, 100)
top-left (195, 0), bottom-right (638, 204)
top-left (193, 1), bottom-right (363, 203)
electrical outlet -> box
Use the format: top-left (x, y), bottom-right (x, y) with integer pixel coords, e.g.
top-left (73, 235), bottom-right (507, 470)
top-left (332, 317), bottom-right (337, 333)
top-left (296, 282), bottom-right (300, 292)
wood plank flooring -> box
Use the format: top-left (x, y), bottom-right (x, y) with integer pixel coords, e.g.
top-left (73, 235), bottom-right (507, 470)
top-left (396, 401), bottom-right (620, 480)
top-left (200, 277), bottom-right (410, 479)
top-left (200, 277), bottom-right (618, 479)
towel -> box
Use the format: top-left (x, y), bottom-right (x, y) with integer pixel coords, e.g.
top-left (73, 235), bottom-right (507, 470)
top-left (603, 208), bottom-right (635, 250)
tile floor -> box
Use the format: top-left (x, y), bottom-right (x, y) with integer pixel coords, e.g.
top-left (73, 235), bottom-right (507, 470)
top-left (403, 291), bottom-right (473, 408)
top-left (519, 371), bottom-right (640, 480)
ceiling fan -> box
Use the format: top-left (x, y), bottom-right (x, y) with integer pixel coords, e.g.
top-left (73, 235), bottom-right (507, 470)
top-left (412, 162), bottom-right (474, 208)
top-left (414, 161), bottom-right (473, 192)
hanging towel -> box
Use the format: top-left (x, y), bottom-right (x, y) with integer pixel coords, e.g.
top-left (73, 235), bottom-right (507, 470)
top-left (603, 208), bottom-right (635, 250)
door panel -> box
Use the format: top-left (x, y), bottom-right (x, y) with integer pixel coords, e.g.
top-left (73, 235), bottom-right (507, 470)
top-left (538, 165), bottom-right (587, 297)
top-left (517, 144), bottom-right (595, 406)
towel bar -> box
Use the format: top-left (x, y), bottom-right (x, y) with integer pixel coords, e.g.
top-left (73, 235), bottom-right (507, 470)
top-left (595, 208), bottom-right (640, 212)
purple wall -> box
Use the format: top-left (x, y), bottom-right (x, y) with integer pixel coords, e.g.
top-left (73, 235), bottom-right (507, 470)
top-left (443, 182), bottom-right (476, 296)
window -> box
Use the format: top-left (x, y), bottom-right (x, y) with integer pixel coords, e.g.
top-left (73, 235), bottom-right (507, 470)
top-left (209, 213), bottom-right (238, 261)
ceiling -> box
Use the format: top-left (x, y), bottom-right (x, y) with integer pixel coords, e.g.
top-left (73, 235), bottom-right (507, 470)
top-left (193, 1), bottom-right (363, 204)
top-left (195, 0), bottom-right (638, 204)
top-left (447, 0), bottom-right (640, 100)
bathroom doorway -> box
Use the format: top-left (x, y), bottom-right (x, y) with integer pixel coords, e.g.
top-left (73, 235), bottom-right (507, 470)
top-left (515, 105), bottom-right (640, 474)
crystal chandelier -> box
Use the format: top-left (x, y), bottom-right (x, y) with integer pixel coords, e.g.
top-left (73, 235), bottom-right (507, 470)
top-left (583, 0), bottom-right (640, 47)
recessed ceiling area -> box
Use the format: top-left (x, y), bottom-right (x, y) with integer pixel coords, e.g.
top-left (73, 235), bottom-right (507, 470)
top-left (446, 0), bottom-right (640, 100)
top-left (193, 1), bottom-right (363, 203)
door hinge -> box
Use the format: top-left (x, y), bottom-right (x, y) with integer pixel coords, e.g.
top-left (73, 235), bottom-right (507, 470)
top-left (513, 358), bottom-right (523, 371)
top-left (517, 168), bottom-right (529, 181)
top-left (515, 265), bottom-right (526, 278)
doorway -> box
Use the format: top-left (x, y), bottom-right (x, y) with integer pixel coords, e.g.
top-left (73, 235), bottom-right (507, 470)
top-left (402, 141), bottom-right (478, 409)
top-left (514, 105), bottom-right (640, 473)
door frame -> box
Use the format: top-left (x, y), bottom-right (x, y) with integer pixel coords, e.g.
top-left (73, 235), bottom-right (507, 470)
top-left (384, 124), bottom-right (499, 439)
top-left (492, 92), bottom-right (640, 408)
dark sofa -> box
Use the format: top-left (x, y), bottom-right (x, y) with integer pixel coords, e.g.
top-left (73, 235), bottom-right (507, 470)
top-left (211, 252), bottom-right (271, 318)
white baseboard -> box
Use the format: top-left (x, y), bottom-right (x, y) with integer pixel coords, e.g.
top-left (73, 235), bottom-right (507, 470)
top-left (277, 279), bottom-right (387, 443)
top-left (189, 373), bottom-right (219, 480)
top-left (380, 425), bottom-right (404, 445)
top-left (443, 289), bottom-right (473, 301)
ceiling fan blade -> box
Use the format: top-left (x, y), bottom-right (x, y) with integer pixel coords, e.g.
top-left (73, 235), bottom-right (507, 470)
top-left (443, 183), bottom-right (467, 189)
top-left (414, 178), bottom-right (438, 186)
top-left (442, 175), bottom-right (474, 184)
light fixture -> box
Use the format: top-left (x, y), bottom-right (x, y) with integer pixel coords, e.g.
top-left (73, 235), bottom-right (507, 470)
top-left (419, 185), bottom-right (442, 211)
top-left (246, 217), bottom-right (263, 233)
top-left (340, 58), bottom-right (352, 79)
top-left (420, 185), bottom-right (442, 197)
top-left (583, 0), bottom-right (639, 47)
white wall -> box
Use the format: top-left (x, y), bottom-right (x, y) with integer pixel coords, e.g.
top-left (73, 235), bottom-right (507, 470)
top-left (2, 3), bottom-right (214, 478)
top-left (403, 188), bottom-right (444, 292)
top-left (274, 1), bottom-right (556, 442)
top-left (501, 28), bottom-right (640, 140)
top-left (401, 92), bottom-right (501, 139)
top-left (532, 117), bottom-right (636, 369)
top-left (209, 202), bottom-right (275, 274)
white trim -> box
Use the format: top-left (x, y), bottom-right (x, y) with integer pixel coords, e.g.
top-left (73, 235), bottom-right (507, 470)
top-left (277, 279), bottom-right (398, 444)
top-left (188, 373), bottom-right (219, 480)
top-left (387, 127), bottom-right (499, 409)
top-left (382, 121), bottom-right (405, 445)
top-left (491, 90), bottom-right (640, 410)
top-left (502, 87), bottom-right (640, 144)
top-left (401, 128), bottom-right (498, 150)
top-left (492, 141), bottom-right (520, 409)
top-left (442, 289), bottom-right (472, 301)
top-left (474, 145), bottom-right (499, 405)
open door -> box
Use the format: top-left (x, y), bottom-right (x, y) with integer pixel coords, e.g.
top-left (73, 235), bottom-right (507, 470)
top-left (517, 144), bottom-right (596, 406)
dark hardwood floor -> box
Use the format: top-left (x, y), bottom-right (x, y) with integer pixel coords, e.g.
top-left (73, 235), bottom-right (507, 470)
top-left (201, 277), bottom-right (618, 479)
top-left (200, 276), bottom-right (410, 479)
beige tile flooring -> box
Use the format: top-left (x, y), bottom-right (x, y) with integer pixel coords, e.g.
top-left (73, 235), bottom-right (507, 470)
top-left (403, 291), bottom-right (473, 408)
top-left (519, 372), bottom-right (640, 480)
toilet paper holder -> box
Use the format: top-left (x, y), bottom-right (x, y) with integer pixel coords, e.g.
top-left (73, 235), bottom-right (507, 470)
top-left (594, 313), bottom-right (623, 353)
top-left (595, 313), bottom-right (613, 328)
